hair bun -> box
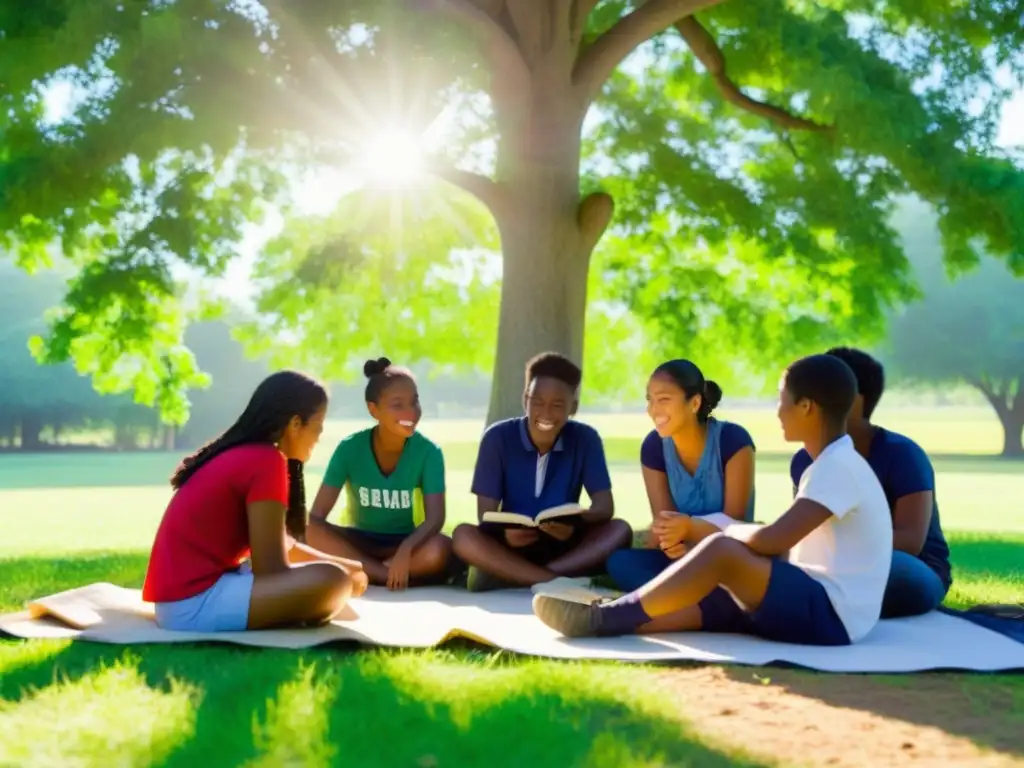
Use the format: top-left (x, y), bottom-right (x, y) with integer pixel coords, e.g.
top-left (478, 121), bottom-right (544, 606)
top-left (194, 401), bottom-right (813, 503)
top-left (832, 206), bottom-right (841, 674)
top-left (363, 357), bottom-right (392, 378)
top-left (703, 380), bottom-right (723, 412)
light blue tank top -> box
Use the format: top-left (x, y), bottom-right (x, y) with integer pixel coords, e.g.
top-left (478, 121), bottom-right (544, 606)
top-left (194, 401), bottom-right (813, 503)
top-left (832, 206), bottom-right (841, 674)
top-left (662, 419), bottom-right (754, 521)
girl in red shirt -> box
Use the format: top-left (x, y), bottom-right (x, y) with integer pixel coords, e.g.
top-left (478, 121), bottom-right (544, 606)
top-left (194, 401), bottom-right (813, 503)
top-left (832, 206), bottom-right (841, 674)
top-left (143, 370), bottom-right (368, 631)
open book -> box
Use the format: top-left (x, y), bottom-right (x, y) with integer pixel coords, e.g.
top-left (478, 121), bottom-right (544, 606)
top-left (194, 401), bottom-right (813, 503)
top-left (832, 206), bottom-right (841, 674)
top-left (481, 503), bottom-right (583, 527)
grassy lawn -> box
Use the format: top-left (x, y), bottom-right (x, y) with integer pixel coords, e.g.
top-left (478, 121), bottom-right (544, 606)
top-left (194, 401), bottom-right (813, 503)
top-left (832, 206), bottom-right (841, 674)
top-left (1, 406), bottom-right (1023, 766)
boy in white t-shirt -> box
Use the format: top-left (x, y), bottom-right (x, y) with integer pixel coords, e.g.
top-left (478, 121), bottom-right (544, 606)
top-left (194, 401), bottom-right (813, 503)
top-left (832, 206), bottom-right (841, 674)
top-left (532, 354), bottom-right (893, 645)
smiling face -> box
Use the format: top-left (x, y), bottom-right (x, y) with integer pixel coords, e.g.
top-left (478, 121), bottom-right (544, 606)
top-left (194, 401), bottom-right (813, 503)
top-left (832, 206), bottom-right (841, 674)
top-left (646, 372), bottom-right (700, 437)
top-left (368, 376), bottom-right (422, 439)
top-left (524, 376), bottom-right (576, 442)
top-left (279, 404), bottom-right (327, 463)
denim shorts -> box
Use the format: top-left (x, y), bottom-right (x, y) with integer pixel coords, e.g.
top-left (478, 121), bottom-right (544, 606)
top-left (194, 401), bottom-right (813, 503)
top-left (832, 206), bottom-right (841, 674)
top-left (154, 563), bottom-right (254, 632)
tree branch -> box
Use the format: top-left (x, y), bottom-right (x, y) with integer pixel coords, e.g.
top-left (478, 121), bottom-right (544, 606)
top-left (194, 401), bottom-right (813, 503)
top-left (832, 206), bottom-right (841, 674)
top-left (417, 0), bottom-right (530, 101)
top-left (573, 0), bottom-right (726, 103)
top-left (675, 17), bottom-right (835, 134)
top-left (1012, 376), bottom-right (1024, 418)
top-left (967, 375), bottom-right (1008, 417)
top-left (571, 0), bottom-right (601, 43)
top-left (425, 162), bottom-right (507, 217)
top-left (578, 191), bottom-right (615, 254)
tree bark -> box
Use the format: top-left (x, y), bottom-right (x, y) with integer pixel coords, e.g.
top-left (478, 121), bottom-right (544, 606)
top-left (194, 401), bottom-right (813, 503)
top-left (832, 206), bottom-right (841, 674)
top-left (1002, 416), bottom-right (1024, 458)
top-left (484, 47), bottom-right (612, 423)
top-left (969, 378), bottom-right (1024, 458)
top-left (1000, 386), bottom-right (1024, 458)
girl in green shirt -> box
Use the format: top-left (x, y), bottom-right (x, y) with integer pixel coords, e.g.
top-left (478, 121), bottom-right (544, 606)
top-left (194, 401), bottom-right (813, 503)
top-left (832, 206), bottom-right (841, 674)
top-left (308, 358), bottom-right (452, 590)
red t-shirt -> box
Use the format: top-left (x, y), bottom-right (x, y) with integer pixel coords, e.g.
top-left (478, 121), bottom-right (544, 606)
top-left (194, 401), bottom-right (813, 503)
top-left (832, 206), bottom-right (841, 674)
top-left (142, 443), bottom-right (289, 603)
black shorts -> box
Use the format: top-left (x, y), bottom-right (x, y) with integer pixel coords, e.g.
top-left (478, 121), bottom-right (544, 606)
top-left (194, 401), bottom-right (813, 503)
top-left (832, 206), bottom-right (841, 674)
top-left (330, 526), bottom-right (409, 557)
top-left (479, 522), bottom-right (587, 566)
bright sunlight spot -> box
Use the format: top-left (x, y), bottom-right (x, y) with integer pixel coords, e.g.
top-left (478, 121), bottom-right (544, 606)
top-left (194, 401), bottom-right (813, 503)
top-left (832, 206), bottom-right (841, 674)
top-left (357, 127), bottom-right (425, 186)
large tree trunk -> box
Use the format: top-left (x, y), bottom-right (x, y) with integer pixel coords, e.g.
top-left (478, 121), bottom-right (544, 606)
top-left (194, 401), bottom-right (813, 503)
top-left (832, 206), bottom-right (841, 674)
top-left (1002, 417), bottom-right (1024, 458)
top-left (484, 34), bottom-right (611, 424)
top-left (972, 378), bottom-right (1024, 458)
top-left (999, 398), bottom-right (1024, 458)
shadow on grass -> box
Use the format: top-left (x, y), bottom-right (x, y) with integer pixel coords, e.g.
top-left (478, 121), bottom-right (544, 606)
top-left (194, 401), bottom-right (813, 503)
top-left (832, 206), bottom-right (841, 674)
top-left (0, 551), bottom-right (766, 766)
top-left (719, 666), bottom-right (1024, 758)
top-left (0, 644), bottom-right (769, 767)
top-left (711, 534), bottom-right (1024, 759)
top-left (4, 538), bottom-right (1024, 765)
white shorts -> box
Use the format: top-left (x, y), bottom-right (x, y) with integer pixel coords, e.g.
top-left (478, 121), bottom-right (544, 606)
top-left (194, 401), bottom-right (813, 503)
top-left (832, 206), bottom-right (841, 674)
top-left (154, 563), bottom-right (254, 632)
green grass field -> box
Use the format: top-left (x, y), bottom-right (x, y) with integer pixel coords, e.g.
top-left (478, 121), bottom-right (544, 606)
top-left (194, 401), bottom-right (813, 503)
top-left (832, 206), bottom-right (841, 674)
top-left (2, 406), bottom-right (1023, 766)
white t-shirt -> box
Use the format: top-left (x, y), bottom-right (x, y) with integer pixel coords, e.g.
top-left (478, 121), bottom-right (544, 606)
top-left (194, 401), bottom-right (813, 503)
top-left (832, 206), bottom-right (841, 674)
top-left (789, 435), bottom-right (893, 642)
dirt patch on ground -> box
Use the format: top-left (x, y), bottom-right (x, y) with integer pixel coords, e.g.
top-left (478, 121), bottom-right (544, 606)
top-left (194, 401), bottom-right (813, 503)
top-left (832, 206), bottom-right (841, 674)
top-left (653, 666), bottom-right (1024, 767)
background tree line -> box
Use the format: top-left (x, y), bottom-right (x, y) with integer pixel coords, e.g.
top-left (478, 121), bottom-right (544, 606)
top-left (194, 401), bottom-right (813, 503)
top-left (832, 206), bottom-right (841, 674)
top-left (0, 260), bottom-right (497, 451)
top-left (3, 198), bottom-right (1021, 455)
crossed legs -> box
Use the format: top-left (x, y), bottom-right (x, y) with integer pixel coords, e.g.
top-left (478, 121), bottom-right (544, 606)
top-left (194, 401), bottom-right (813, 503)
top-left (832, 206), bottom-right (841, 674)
top-left (452, 519), bottom-right (633, 587)
top-left (534, 533), bottom-right (772, 637)
top-left (306, 519), bottom-right (452, 586)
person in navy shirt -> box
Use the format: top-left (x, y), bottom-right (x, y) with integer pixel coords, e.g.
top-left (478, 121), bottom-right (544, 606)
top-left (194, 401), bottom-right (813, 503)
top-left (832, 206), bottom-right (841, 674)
top-left (789, 347), bottom-right (952, 617)
top-left (452, 352), bottom-right (632, 591)
top-left (607, 359), bottom-right (756, 591)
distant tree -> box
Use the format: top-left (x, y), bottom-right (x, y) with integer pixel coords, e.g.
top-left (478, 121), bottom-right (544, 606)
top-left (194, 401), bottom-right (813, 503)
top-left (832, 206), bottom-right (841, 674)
top-left (0, 261), bottom-right (156, 448)
top-left (176, 318), bottom-right (271, 448)
top-left (886, 201), bottom-right (1024, 457)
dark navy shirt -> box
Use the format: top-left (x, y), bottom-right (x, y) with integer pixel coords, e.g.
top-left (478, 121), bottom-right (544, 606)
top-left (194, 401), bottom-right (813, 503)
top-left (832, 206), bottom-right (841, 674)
top-left (641, 421), bottom-right (755, 473)
top-left (790, 427), bottom-right (952, 588)
top-left (471, 417), bottom-right (612, 519)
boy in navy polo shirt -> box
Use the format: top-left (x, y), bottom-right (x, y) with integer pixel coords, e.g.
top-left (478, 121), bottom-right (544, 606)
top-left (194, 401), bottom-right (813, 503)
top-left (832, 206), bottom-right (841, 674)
top-left (452, 352), bottom-right (633, 591)
top-left (790, 347), bottom-right (952, 618)
top-left (532, 354), bottom-right (892, 644)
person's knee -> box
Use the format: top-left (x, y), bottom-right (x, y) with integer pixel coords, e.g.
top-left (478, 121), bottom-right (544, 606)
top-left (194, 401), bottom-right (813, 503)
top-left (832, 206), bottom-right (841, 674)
top-left (603, 518), bottom-right (634, 547)
top-left (452, 524), bottom-right (482, 558)
top-left (700, 531), bottom-right (730, 553)
top-left (883, 558), bottom-right (945, 618)
top-left (700, 533), bottom-right (748, 571)
top-left (307, 562), bottom-right (352, 621)
top-left (420, 534), bottom-right (453, 573)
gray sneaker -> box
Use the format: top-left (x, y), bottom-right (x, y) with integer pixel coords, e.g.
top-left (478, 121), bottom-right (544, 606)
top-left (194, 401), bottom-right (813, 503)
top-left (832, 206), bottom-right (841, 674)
top-left (466, 566), bottom-right (516, 593)
top-left (532, 594), bottom-right (604, 637)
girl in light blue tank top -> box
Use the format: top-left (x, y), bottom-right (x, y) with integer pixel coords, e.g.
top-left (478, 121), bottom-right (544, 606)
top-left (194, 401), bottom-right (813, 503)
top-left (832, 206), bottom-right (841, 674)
top-left (606, 359), bottom-right (756, 591)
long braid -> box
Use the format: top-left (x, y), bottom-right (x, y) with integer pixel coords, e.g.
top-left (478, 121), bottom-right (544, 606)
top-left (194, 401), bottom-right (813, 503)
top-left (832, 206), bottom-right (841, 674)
top-left (171, 417), bottom-right (274, 489)
top-left (285, 459), bottom-right (307, 542)
top-left (170, 371), bottom-right (327, 490)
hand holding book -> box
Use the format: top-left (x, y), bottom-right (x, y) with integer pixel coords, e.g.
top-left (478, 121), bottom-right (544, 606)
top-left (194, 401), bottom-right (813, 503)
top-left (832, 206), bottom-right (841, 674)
top-left (481, 502), bottom-right (584, 528)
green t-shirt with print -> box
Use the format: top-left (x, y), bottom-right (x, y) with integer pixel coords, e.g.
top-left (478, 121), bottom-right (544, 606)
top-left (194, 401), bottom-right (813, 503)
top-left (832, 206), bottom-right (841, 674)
top-left (321, 428), bottom-right (446, 534)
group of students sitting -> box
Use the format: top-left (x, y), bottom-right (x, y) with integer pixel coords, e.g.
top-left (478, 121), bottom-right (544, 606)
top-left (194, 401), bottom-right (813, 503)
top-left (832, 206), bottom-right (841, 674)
top-left (142, 347), bottom-right (951, 647)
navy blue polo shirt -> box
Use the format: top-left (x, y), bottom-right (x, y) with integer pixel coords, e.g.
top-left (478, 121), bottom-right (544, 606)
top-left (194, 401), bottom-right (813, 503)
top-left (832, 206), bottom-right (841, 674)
top-left (470, 417), bottom-right (612, 518)
top-left (790, 427), bottom-right (951, 588)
